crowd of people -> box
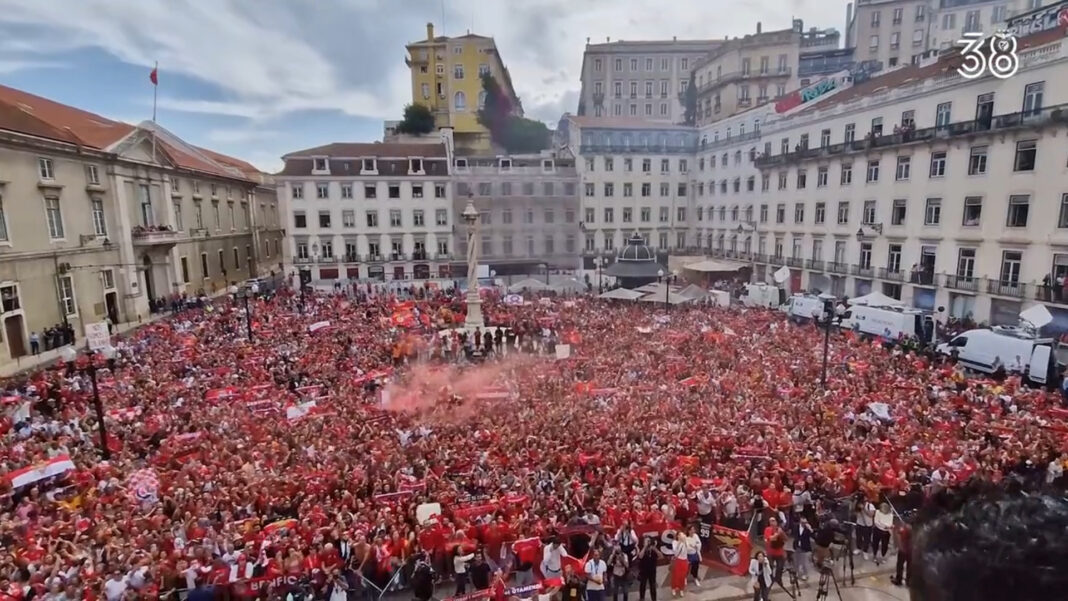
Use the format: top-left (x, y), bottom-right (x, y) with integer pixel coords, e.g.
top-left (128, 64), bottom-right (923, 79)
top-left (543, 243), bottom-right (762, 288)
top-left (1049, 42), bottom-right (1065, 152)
top-left (2, 280), bottom-right (1068, 601)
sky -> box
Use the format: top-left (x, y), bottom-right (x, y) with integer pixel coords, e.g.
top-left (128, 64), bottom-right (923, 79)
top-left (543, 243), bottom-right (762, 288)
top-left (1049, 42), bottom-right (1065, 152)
top-left (0, 0), bottom-right (845, 173)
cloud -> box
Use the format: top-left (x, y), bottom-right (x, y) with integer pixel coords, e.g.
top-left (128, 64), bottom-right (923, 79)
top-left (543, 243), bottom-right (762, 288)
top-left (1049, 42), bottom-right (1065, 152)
top-left (205, 128), bottom-right (283, 144)
top-left (0, 59), bottom-right (63, 74)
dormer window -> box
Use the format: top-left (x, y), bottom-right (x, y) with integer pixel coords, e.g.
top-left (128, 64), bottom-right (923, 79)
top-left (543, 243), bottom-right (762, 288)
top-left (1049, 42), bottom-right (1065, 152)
top-left (499, 158), bottom-right (512, 171)
top-left (455, 158), bottom-right (469, 171)
top-left (361, 158), bottom-right (377, 173)
top-left (409, 158), bottom-right (424, 174)
top-left (313, 157), bottom-right (329, 172)
top-left (542, 159), bottom-right (554, 173)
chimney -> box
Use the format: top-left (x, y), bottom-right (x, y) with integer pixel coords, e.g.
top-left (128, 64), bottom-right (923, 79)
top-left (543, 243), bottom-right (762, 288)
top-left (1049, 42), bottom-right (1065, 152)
top-left (606, 36), bottom-right (611, 42)
top-left (757, 22), bottom-right (762, 34)
top-left (426, 22), bottom-right (434, 41)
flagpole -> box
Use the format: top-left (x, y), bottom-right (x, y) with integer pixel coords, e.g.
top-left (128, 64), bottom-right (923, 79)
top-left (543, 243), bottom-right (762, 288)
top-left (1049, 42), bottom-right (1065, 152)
top-left (151, 61), bottom-right (158, 164)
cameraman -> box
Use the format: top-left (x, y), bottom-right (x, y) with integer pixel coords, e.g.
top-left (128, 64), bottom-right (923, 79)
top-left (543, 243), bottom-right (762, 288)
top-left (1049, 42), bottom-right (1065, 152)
top-left (813, 519), bottom-right (839, 568)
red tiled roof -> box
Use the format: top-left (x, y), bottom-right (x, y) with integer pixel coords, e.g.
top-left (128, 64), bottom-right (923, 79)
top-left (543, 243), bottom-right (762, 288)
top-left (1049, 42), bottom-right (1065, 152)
top-left (0, 83), bottom-right (133, 149)
top-left (282, 142), bottom-right (447, 159)
top-left (804, 26), bottom-right (1067, 113)
top-left (0, 83), bottom-right (263, 183)
top-left (567, 116), bottom-right (694, 131)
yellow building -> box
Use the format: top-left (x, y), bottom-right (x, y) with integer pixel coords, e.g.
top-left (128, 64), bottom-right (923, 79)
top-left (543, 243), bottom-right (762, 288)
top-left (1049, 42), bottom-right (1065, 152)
top-left (405, 23), bottom-right (521, 152)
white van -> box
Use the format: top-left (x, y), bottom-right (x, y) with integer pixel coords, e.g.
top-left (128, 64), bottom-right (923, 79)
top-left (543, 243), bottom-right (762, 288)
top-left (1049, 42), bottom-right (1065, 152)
top-left (936, 326), bottom-right (1056, 386)
top-left (741, 283), bottom-right (783, 309)
top-left (781, 294), bottom-right (833, 321)
top-left (840, 305), bottom-right (936, 345)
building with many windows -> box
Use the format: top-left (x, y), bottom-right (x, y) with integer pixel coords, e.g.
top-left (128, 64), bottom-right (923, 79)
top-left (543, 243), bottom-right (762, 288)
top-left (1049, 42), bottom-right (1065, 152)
top-left (0, 84), bottom-right (284, 366)
top-left (709, 26), bottom-right (1068, 326)
top-left (405, 23), bottom-right (521, 152)
top-left (276, 141), bottom-right (455, 282)
top-left (693, 21), bottom-right (806, 125)
top-left (559, 116), bottom-right (699, 272)
top-left (846, 0), bottom-right (1058, 70)
top-left (453, 151), bottom-right (581, 275)
top-left (577, 37), bottom-right (722, 122)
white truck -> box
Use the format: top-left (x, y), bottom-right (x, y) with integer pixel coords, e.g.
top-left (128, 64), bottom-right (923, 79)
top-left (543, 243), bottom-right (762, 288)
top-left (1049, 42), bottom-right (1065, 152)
top-left (780, 294), bottom-right (834, 321)
top-left (839, 304), bottom-right (937, 345)
top-left (936, 325), bottom-right (1057, 386)
top-left (741, 283), bottom-right (783, 309)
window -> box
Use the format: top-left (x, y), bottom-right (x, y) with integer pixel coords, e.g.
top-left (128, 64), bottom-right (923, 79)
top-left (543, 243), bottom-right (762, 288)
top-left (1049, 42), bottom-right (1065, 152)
top-left (677, 183), bottom-right (687, 196)
top-left (778, 172), bottom-right (788, 190)
top-left (604, 183), bottom-right (614, 197)
top-left (1023, 82), bottom-right (1044, 115)
top-left (316, 183), bottom-right (328, 199)
top-left (869, 35), bottom-right (879, 49)
top-left (660, 158), bottom-right (670, 173)
top-left (895, 156), bottom-right (910, 181)
top-left (924, 198), bottom-right (942, 225)
top-left (794, 203), bottom-right (805, 224)
top-left (935, 102), bottom-right (951, 128)
top-left (1000, 251), bottom-right (1023, 285)
top-left (942, 13), bottom-right (956, 30)
top-left (796, 170), bottom-right (807, 189)
top-left (871, 117), bottom-right (883, 136)
top-left (173, 201), bottom-right (183, 230)
top-left (891, 199), bottom-right (907, 225)
top-left (929, 151), bottom-right (947, 177)
top-left (584, 183), bottom-right (595, 197)
top-left (915, 4), bottom-right (926, 21)
top-left (38, 157), bottom-right (54, 180)
top-left (412, 184), bottom-right (424, 199)
top-left (863, 200), bottom-right (876, 224)
top-left (893, 7), bottom-right (903, 23)
top-left (1014, 140), bottom-right (1037, 172)
top-left (820, 129), bottom-right (831, 148)
top-left (871, 10), bottom-right (881, 26)
top-left (435, 183), bottom-right (447, 199)
top-left (604, 207), bottom-right (614, 223)
top-left (841, 163), bottom-right (853, 185)
top-left (58, 275), bottom-right (76, 315)
top-left (194, 202), bottom-right (203, 229)
top-left (659, 206), bottom-right (669, 222)
top-left (967, 146), bottom-right (988, 175)
top-left (364, 184), bottom-right (377, 199)
top-left (680, 58), bottom-right (688, 70)
top-left (814, 202), bottom-right (826, 224)
top-left (623, 183), bottom-right (633, 197)
top-left (759, 205), bottom-right (769, 223)
top-left (866, 160), bottom-right (880, 183)
top-left (816, 166), bottom-right (828, 188)
top-left (366, 211), bottom-right (379, 227)
top-left (677, 207), bottom-right (686, 222)
top-left (44, 197), bottom-right (64, 239)
top-left (641, 182), bottom-right (651, 197)
top-left (501, 209), bottom-right (513, 224)
top-left (436, 209), bottom-right (448, 226)
top-left (86, 164), bottom-right (101, 185)
top-left (1006, 195), bottom-right (1029, 227)
top-left (293, 212), bottom-right (307, 229)
top-left (212, 201), bottom-right (221, 229)
top-left (291, 184), bottom-right (304, 199)
top-left (454, 91), bottom-right (466, 111)
top-left (962, 197), bottom-right (982, 226)
top-left (837, 201), bottom-right (850, 224)
top-left (614, 58), bottom-right (622, 71)
top-left (91, 198), bottom-right (107, 236)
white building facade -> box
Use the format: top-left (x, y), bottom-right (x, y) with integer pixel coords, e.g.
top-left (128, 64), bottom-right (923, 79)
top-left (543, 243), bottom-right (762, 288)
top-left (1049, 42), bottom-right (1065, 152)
top-left (277, 143), bottom-right (455, 282)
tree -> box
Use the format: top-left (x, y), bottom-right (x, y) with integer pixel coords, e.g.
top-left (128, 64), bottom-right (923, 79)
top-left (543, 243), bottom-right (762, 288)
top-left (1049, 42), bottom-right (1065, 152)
top-left (680, 70), bottom-right (698, 126)
top-left (477, 73), bottom-right (550, 153)
top-left (397, 103), bottom-right (435, 135)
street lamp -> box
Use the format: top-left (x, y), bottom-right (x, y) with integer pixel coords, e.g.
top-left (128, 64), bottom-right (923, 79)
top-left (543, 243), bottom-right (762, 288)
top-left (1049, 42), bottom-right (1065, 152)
top-left (819, 298), bottom-right (836, 389)
top-left (737, 221), bottom-right (758, 283)
top-left (239, 284), bottom-right (257, 340)
top-left (593, 256), bottom-right (605, 293)
top-left (658, 268), bottom-right (669, 308)
top-left (60, 345), bottom-right (117, 460)
top-left (541, 263), bottom-right (550, 285)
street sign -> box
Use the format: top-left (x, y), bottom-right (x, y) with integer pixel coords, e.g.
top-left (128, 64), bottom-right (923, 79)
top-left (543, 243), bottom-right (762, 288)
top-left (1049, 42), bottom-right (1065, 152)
top-left (84, 322), bottom-right (110, 351)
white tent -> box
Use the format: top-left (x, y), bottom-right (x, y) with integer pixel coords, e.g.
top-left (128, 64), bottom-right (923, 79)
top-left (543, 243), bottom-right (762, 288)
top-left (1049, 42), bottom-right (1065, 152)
top-left (599, 288), bottom-right (645, 301)
top-left (683, 260), bottom-right (746, 273)
top-left (640, 291), bottom-right (692, 305)
top-left (848, 291), bottom-right (904, 307)
top-left (678, 284), bottom-right (708, 300)
top-left (507, 278), bottom-right (548, 292)
top-left (551, 278), bottom-right (587, 293)
top-left (634, 282), bottom-right (663, 294)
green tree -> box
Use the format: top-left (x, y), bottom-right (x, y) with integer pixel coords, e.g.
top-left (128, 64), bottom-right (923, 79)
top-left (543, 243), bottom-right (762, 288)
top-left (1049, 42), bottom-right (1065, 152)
top-left (397, 103), bottom-right (435, 135)
top-left (681, 70), bottom-right (698, 126)
top-left (477, 73), bottom-right (550, 153)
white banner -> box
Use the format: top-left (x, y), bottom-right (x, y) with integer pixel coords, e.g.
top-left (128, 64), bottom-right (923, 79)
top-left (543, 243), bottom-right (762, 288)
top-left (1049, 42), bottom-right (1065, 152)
top-left (555, 344), bottom-right (571, 360)
top-left (84, 322), bottom-right (110, 351)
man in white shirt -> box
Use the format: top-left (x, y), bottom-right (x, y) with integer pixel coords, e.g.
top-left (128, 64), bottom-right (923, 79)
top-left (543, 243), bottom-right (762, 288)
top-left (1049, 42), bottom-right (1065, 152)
top-left (541, 538), bottom-right (569, 579)
top-left (584, 548), bottom-right (607, 601)
top-left (103, 569), bottom-right (127, 601)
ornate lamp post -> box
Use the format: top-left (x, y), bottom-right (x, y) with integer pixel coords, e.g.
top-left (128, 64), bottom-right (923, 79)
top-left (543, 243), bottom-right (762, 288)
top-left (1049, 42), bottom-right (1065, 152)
top-left (593, 256), bottom-right (605, 293)
top-left (60, 346), bottom-right (118, 460)
top-left (461, 196), bottom-right (484, 330)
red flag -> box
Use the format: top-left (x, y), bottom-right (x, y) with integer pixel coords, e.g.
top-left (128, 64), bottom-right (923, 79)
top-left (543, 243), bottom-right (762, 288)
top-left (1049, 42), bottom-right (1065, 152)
top-left (149, 67), bottom-right (158, 85)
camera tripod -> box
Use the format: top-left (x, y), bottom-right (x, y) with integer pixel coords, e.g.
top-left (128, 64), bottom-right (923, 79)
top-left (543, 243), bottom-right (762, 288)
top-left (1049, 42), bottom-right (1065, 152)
top-left (773, 564), bottom-right (802, 600)
top-left (815, 565), bottom-right (844, 601)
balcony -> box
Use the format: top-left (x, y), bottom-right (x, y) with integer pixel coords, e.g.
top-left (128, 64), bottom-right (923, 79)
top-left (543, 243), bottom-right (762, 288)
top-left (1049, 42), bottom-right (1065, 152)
top-left (436, 252), bottom-right (453, 260)
top-left (943, 274), bottom-right (979, 292)
top-left (131, 225), bottom-right (186, 247)
top-left (828, 262), bottom-right (849, 274)
top-left (852, 264), bottom-right (874, 278)
top-left (579, 142), bottom-right (698, 155)
top-left (786, 257), bottom-right (803, 268)
top-left (987, 279), bottom-right (1026, 299)
top-left (754, 103), bottom-right (1068, 168)
top-left (769, 254), bottom-right (786, 266)
top-left (294, 257), bottom-right (313, 265)
top-left (411, 250), bottom-right (431, 261)
top-left (806, 259), bottom-right (825, 271)
top-left (878, 267), bottom-right (905, 281)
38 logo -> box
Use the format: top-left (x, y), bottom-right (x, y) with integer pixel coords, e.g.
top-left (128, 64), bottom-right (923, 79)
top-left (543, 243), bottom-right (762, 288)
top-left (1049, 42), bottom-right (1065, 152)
top-left (958, 30), bottom-right (1019, 80)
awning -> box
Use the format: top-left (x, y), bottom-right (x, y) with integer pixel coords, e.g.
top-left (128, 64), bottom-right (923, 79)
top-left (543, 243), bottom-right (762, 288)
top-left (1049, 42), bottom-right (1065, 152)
top-left (848, 291), bottom-right (904, 307)
top-left (599, 288), bottom-right (645, 300)
top-left (507, 278), bottom-right (548, 292)
top-left (682, 259), bottom-right (747, 273)
top-left (639, 291), bottom-right (693, 305)
top-left (678, 284), bottom-right (708, 299)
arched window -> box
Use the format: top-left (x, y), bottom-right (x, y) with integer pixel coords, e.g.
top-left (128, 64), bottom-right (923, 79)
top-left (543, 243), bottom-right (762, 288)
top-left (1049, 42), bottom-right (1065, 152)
top-left (478, 90), bottom-right (487, 109)
top-left (454, 91), bottom-right (466, 111)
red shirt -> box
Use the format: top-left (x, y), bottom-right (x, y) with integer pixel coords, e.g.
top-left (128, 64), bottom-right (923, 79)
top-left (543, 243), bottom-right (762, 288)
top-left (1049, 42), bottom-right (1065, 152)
top-left (763, 526), bottom-right (786, 557)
